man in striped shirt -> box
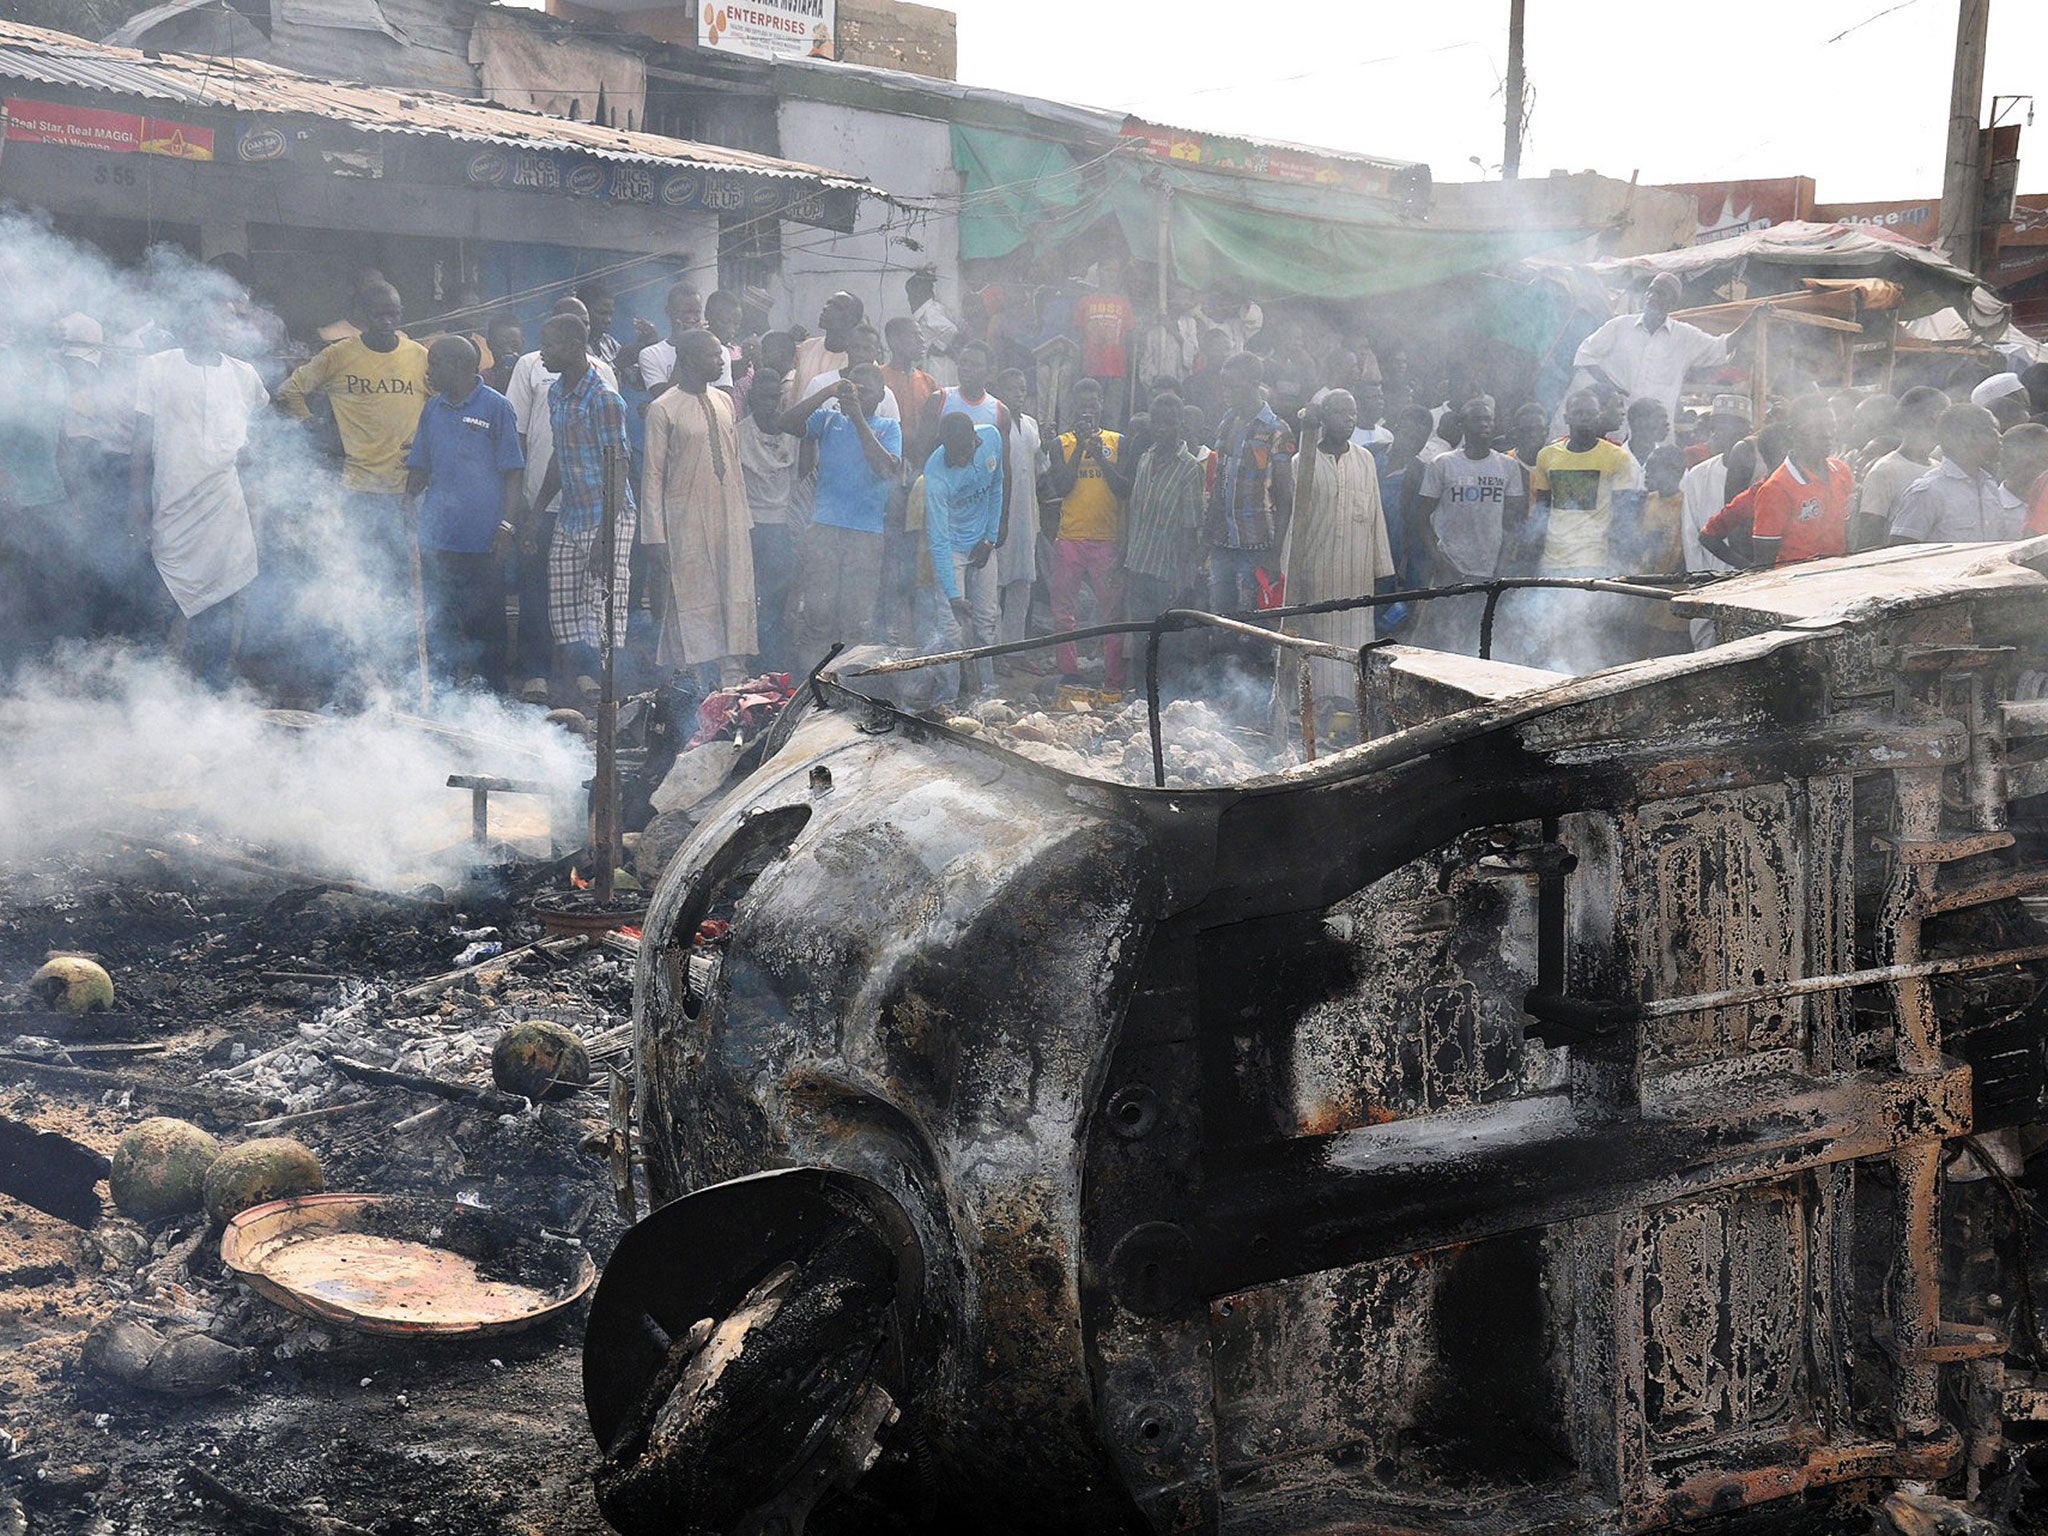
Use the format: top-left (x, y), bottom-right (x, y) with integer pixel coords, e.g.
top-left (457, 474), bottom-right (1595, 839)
top-left (524, 314), bottom-right (635, 705)
top-left (1122, 392), bottom-right (1207, 627)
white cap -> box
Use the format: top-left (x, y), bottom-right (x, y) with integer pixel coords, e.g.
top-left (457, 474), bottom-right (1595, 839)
top-left (1971, 371), bottom-right (2025, 408)
top-left (56, 311), bottom-right (102, 366)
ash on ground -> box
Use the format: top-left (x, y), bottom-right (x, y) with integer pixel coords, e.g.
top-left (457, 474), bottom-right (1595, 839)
top-left (946, 695), bottom-right (1297, 785)
top-left (0, 847), bottom-right (637, 1535)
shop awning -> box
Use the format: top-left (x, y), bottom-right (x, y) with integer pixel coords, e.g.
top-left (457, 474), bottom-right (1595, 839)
top-left (950, 124), bottom-right (1595, 301)
top-left (0, 19), bottom-right (876, 229)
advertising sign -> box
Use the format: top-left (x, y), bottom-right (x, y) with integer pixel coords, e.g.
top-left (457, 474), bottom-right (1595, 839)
top-left (446, 144), bottom-right (854, 230)
top-left (1815, 199), bottom-right (1940, 245)
top-left (3, 98), bottom-right (214, 160)
top-left (697, 0), bottom-right (835, 60)
top-left (1658, 177), bottom-right (1815, 244)
top-left (1117, 120), bottom-right (1413, 201)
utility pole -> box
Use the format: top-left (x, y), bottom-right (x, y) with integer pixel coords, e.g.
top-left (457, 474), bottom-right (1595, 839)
top-left (1938, 0), bottom-right (1990, 271)
top-left (1503, 0), bottom-right (1526, 180)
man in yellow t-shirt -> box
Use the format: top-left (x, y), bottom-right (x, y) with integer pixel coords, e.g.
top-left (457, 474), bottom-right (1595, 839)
top-left (277, 281), bottom-right (429, 498)
top-left (1530, 387), bottom-right (1642, 575)
top-left (1044, 378), bottom-right (1133, 689)
top-left (276, 280), bottom-right (431, 693)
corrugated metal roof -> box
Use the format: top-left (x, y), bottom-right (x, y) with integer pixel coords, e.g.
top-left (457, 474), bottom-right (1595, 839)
top-left (0, 19), bottom-right (873, 189)
top-left (769, 53), bottom-right (1426, 177)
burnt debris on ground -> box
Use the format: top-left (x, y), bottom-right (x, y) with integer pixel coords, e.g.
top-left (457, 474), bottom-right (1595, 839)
top-left (0, 844), bottom-right (639, 1536)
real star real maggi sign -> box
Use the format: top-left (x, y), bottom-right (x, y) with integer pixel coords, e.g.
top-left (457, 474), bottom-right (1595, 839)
top-left (3, 98), bottom-right (213, 160)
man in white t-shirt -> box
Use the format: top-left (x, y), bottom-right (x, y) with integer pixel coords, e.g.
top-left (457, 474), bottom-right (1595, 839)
top-left (1413, 397), bottom-right (1526, 655)
top-left (1676, 396), bottom-right (1758, 648)
top-left (131, 294), bottom-right (270, 683)
top-left (807, 323), bottom-right (901, 421)
top-left (1852, 385), bottom-right (1947, 550)
top-left (906, 269), bottom-right (960, 387)
top-left (626, 282), bottom-right (704, 400)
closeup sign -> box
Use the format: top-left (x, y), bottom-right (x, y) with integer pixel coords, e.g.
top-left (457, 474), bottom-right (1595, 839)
top-left (3, 98), bottom-right (213, 160)
top-left (697, 0), bottom-right (834, 59)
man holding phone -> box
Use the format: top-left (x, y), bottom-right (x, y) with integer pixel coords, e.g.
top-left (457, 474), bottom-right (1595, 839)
top-left (1045, 377), bottom-right (1133, 691)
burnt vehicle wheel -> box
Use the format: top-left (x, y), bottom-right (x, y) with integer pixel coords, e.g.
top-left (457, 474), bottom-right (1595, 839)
top-left (585, 1169), bottom-right (921, 1535)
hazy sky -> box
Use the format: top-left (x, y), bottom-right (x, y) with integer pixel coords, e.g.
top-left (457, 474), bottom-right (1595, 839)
top-left (937, 0), bottom-right (2045, 201)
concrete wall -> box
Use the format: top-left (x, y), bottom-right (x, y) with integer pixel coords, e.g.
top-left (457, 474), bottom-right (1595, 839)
top-left (772, 98), bottom-right (958, 333)
top-left (1430, 173), bottom-right (1697, 260)
top-left (835, 0), bottom-right (956, 79)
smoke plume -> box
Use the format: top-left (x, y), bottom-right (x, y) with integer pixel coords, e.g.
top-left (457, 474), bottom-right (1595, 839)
top-left (0, 211), bottom-right (590, 891)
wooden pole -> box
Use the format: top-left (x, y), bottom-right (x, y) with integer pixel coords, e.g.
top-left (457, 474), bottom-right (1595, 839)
top-left (408, 514), bottom-right (431, 710)
top-left (1937, 0), bottom-right (1990, 273)
top-left (594, 444), bottom-right (623, 908)
top-left (1752, 313), bottom-right (1770, 429)
top-left (1502, 0), bottom-right (1526, 180)
top-left (608, 1066), bottom-right (638, 1223)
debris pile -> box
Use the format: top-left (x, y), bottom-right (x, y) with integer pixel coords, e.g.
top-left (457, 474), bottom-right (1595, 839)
top-left (0, 849), bottom-right (639, 1533)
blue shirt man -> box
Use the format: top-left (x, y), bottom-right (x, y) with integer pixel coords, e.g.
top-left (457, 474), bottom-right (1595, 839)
top-left (407, 379), bottom-right (524, 552)
top-left (404, 336), bottom-right (526, 688)
top-left (923, 420), bottom-right (1003, 601)
top-left (808, 404), bottom-right (903, 532)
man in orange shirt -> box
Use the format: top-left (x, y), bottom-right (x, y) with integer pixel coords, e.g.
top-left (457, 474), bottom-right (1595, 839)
top-left (1075, 260), bottom-right (1137, 428)
top-left (1705, 397), bottom-right (1849, 568)
top-left (883, 317), bottom-right (939, 462)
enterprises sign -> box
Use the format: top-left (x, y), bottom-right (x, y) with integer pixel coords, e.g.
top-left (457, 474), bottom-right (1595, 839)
top-left (698, 0), bottom-right (835, 60)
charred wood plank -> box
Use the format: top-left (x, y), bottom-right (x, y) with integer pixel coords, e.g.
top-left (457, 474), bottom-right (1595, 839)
top-left (0, 1054), bottom-right (235, 1115)
top-left (0, 1115), bottom-right (109, 1226)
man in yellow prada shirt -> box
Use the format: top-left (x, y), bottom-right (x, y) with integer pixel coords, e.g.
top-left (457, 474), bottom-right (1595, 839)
top-left (278, 282), bottom-right (429, 498)
top-left (276, 280), bottom-right (431, 688)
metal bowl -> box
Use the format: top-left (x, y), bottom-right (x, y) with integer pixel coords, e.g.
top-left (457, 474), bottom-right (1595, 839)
top-left (221, 1192), bottom-right (596, 1338)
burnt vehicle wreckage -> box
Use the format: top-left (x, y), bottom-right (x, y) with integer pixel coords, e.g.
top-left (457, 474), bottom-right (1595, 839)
top-left (583, 539), bottom-right (2048, 1535)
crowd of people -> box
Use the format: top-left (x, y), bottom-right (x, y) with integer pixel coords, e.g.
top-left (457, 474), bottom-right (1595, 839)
top-left (7, 253), bottom-right (2048, 712)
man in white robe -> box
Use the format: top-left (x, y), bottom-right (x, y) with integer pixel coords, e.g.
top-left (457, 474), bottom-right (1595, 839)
top-left (1280, 389), bottom-right (1393, 705)
top-left (132, 294), bottom-right (269, 683)
top-left (642, 329), bottom-right (756, 685)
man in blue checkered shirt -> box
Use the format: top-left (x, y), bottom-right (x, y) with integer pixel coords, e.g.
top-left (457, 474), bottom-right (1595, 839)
top-left (524, 313), bottom-right (636, 705)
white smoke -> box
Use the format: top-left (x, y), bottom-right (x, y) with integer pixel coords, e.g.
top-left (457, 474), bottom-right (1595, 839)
top-left (0, 211), bottom-right (591, 892)
top-left (0, 646), bottom-right (587, 890)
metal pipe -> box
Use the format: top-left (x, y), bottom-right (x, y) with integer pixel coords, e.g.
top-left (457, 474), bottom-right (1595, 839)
top-left (594, 444), bottom-right (624, 909)
top-left (845, 579), bottom-right (1688, 678)
top-left (1966, 668), bottom-right (2009, 833)
top-left (1162, 607), bottom-right (1358, 661)
top-left (1894, 1141), bottom-right (1945, 1438)
top-left (1297, 657), bottom-right (1317, 763)
top-left (1480, 586), bottom-right (1505, 661)
top-left (1631, 939), bottom-right (2048, 1019)
top-left (1145, 628), bottom-right (1165, 788)
top-left (1536, 815), bottom-right (1564, 997)
top-left (851, 621), bottom-right (1141, 677)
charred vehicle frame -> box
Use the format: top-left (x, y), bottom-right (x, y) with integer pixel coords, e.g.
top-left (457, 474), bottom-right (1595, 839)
top-left (585, 541), bottom-right (2048, 1536)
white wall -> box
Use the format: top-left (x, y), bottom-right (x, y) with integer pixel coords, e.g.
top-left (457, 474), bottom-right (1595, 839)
top-left (773, 98), bottom-right (962, 336)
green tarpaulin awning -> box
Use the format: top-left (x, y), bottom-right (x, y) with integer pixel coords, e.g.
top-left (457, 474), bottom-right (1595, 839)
top-left (950, 124), bottom-right (1596, 300)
